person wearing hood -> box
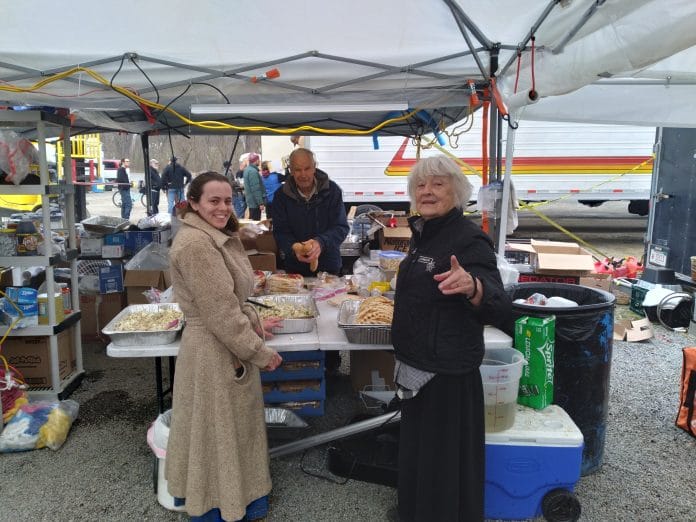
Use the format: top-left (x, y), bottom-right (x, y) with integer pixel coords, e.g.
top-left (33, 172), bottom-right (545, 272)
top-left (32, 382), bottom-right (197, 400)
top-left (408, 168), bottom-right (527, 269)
top-left (270, 147), bottom-right (348, 277)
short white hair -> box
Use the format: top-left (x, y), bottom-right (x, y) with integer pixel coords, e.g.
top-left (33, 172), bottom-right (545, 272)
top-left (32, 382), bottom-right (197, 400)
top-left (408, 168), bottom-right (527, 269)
top-left (407, 156), bottom-right (473, 212)
top-left (239, 152), bottom-right (250, 163)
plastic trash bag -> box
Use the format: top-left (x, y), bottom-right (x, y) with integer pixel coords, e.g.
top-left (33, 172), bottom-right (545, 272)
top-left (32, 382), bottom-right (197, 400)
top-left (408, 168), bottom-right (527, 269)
top-left (125, 242), bottom-right (169, 270)
top-left (0, 130), bottom-right (39, 184)
top-left (0, 399), bottom-right (79, 452)
top-left (497, 254), bottom-right (519, 286)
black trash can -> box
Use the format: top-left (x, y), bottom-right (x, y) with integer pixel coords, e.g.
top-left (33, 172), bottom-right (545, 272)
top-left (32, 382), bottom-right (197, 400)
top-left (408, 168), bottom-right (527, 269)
top-left (505, 283), bottom-right (615, 475)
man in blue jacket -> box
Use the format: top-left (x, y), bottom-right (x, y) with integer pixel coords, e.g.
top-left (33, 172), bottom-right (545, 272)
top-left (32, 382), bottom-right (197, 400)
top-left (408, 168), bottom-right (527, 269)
top-left (271, 147), bottom-right (349, 277)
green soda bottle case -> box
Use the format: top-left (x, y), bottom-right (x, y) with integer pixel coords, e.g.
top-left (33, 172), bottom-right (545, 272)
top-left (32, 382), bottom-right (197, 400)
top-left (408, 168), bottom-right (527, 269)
top-left (514, 315), bottom-right (555, 410)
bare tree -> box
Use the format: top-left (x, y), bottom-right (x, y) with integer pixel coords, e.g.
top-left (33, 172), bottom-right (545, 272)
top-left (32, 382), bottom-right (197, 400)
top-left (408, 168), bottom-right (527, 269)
top-left (101, 133), bottom-right (262, 173)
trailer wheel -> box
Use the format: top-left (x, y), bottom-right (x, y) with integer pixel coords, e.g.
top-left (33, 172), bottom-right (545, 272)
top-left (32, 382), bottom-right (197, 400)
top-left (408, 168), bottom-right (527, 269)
top-left (541, 488), bottom-right (581, 522)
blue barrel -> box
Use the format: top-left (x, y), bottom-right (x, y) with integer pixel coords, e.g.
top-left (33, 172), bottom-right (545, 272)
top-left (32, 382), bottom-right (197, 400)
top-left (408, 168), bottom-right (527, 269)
top-left (506, 282), bottom-right (615, 475)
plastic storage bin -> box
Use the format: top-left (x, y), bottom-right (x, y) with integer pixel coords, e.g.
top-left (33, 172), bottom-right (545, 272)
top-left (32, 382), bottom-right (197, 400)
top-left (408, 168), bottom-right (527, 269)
top-left (485, 405), bottom-right (583, 521)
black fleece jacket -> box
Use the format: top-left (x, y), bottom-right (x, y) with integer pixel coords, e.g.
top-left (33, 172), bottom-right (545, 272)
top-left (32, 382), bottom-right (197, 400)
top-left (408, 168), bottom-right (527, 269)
top-left (392, 208), bottom-right (512, 375)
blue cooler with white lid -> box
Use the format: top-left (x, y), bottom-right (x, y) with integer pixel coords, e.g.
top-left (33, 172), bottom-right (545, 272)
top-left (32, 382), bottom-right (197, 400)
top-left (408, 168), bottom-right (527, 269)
top-left (485, 404), bottom-right (583, 521)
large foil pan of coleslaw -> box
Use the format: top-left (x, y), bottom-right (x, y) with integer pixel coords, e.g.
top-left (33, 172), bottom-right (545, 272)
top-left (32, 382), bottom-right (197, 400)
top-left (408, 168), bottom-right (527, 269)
top-left (248, 294), bottom-right (317, 334)
top-left (102, 303), bottom-right (184, 346)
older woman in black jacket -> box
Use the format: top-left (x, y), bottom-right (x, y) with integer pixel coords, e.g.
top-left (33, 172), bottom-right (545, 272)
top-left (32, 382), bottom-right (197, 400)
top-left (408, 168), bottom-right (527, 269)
top-left (391, 156), bottom-right (511, 522)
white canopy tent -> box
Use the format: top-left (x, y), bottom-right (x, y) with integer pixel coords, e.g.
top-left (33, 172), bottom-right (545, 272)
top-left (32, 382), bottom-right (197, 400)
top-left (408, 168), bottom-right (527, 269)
top-left (2, 0), bottom-right (696, 249)
top-left (2, 0), bottom-right (696, 135)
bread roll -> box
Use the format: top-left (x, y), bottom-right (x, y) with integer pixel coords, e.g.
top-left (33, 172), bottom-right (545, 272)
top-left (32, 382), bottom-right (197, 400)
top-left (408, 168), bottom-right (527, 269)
top-left (292, 241), bottom-right (318, 272)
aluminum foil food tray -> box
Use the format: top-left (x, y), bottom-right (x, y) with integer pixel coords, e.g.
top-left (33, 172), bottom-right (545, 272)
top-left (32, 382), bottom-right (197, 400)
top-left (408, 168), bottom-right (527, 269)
top-left (251, 294), bottom-right (318, 334)
top-left (102, 303), bottom-right (184, 346)
top-left (337, 299), bottom-right (392, 345)
top-left (81, 215), bottom-right (130, 235)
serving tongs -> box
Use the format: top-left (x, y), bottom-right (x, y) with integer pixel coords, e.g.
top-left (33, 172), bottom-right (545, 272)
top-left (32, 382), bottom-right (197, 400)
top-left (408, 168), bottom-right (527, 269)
top-left (246, 298), bottom-right (276, 309)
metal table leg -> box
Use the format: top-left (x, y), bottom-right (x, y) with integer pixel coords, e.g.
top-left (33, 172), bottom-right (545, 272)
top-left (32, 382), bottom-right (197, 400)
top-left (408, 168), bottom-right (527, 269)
top-left (154, 357), bottom-right (164, 413)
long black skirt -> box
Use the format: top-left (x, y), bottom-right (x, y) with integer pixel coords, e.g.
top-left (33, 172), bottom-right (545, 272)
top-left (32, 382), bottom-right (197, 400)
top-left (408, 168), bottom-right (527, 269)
top-left (397, 370), bottom-right (485, 522)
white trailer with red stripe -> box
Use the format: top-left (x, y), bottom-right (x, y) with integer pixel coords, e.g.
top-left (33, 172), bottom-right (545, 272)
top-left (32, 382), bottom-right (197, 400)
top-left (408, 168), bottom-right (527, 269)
top-left (304, 120), bottom-right (656, 215)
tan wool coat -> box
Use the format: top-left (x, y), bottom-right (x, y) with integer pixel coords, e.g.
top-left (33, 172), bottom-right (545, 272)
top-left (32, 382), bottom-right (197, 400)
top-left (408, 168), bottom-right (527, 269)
top-left (165, 212), bottom-right (276, 521)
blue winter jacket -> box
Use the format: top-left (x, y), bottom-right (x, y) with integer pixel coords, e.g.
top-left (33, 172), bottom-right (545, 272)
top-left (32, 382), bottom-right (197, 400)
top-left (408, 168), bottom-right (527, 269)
top-left (262, 171), bottom-right (284, 203)
top-left (271, 169), bottom-right (349, 275)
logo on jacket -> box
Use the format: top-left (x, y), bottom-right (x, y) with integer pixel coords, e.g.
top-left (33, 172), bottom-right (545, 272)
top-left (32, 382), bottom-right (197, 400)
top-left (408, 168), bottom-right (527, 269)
top-left (417, 255), bottom-right (436, 272)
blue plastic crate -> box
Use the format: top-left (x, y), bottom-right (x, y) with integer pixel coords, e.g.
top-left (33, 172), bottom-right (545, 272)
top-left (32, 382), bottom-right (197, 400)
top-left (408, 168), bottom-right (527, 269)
top-left (263, 378), bottom-right (325, 403)
top-left (261, 350), bottom-right (324, 382)
top-left (484, 405), bottom-right (583, 520)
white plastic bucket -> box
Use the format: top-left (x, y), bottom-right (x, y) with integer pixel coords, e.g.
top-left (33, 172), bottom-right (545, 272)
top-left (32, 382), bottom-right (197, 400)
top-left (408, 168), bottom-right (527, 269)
top-left (480, 348), bottom-right (526, 432)
top-left (146, 410), bottom-right (185, 512)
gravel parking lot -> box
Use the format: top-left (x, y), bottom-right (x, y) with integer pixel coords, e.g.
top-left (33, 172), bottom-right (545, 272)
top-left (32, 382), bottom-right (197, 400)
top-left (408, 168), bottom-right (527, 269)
top-left (2, 304), bottom-right (695, 521)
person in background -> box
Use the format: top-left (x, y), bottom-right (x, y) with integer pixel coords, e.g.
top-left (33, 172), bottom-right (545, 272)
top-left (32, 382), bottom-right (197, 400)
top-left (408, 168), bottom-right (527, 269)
top-left (271, 147), bottom-right (348, 276)
top-left (243, 153), bottom-right (266, 220)
top-left (166, 171), bottom-right (283, 522)
top-left (389, 156), bottom-right (511, 522)
top-left (260, 160), bottom-right (284, 217)
top-left (271, 147), bottom-right (349, 375)
top-left (233, 153), bottom-right (249, 219)
top-left (116, 158), bottom-right (132, 220)
top-left (161, 156), bottom-right (193, 214)
top-left (147, 158), bottom-right (162, 215)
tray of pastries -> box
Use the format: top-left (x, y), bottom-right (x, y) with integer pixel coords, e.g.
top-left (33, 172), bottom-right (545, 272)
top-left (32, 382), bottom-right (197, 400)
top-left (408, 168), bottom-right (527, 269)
top-left (337, 296), bottom-right (393, 344)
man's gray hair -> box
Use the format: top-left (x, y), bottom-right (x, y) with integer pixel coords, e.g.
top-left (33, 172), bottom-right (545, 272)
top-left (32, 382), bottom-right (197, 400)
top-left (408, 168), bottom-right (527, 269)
top-left (288, 147), bottom-right (318, 168)
top-left (407, 156), bottom-right (473, 212)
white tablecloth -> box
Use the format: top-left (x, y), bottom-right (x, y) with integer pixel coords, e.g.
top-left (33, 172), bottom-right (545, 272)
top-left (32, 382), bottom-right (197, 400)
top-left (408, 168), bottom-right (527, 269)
top-left (107, 298), bottom-right (512, 358)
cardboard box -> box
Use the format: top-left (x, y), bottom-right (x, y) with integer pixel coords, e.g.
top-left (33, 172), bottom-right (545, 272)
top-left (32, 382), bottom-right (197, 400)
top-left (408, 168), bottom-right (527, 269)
top-left (508, 240), bottom-right (594, 276)
top-left (79, 292), bottom-right (127, 339)
top-left (99, 264), bottom-right (124, 294)
top-left (255, 231), bottom-right (278, 255)
top-left (79, 293), bottom-right (99, 340)
top-left (246, 250), bottom-right (277, 272)
top-left (101, 244), bottom-right (125, 258)
top-left (579, 273), bottom-right (612, 292)
top-left (514, 316), bottom-right (555, 410)
top-left (378, 227), bottom-right (411, 252)
top-left (349, 350), bottom-right (395, 392)
top-left (124, 269), bottom-right (171, 305)
top-left (80, 237), bottom-right (103, 256)
top-left (614, 317), bottom-right (654, 342)
top-left (98, 292), bottom-right (126, 330)
top-left (2, 328), bottom-right (75, 388)
top-left (518, 273), bottom-right (580, 285)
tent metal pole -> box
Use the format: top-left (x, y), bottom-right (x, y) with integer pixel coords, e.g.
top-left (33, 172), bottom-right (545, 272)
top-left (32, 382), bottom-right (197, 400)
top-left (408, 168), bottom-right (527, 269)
top-left (269, 411), bottom-right (401, 459)
top-left (553, 0), bottom-right (607, 55)
top-left (499, 0), bottom-right (559, 77)
top-left (498, 114), bottom-right (518, 255)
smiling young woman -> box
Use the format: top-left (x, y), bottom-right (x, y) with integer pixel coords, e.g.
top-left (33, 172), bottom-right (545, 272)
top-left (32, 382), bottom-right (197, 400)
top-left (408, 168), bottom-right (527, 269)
top-left (166, 171), bottom-right (283, 521)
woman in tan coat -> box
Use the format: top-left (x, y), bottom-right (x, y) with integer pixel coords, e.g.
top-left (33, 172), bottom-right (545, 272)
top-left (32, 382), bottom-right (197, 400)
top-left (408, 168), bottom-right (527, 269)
top-left (166, 171), bottom-right (282, 521)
